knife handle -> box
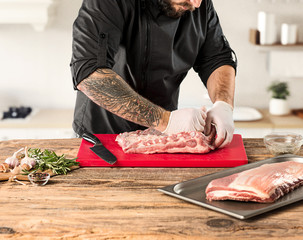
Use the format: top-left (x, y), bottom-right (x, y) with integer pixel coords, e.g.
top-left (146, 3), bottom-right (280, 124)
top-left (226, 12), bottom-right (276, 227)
top-left (82, 132), bottom-right (101, 145)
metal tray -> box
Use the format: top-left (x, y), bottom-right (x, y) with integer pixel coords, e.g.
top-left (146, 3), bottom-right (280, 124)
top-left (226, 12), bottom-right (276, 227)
top-left (158, 155), bottom-right (303, 219)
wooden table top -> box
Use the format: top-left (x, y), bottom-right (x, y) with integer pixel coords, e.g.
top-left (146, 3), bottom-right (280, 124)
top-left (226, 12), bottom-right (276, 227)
top-left (0, 138), bottom-right (302, 240)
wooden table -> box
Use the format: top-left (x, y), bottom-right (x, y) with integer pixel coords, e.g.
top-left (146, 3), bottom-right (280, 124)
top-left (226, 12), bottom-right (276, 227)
top-left (0, 138), bottom-right (302, 239)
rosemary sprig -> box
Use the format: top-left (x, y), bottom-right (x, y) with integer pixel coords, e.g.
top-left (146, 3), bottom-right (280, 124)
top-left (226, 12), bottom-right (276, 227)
top-left (24, 148), bottom-right (79, 175)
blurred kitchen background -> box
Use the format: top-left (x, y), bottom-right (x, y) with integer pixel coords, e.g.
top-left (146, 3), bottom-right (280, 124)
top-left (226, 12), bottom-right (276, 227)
top-left (1, 0), bottom-right (303, 140)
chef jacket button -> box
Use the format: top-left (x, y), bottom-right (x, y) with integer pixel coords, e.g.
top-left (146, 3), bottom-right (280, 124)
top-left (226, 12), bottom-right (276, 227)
top-left (101, 33), bottom-right (106, 38)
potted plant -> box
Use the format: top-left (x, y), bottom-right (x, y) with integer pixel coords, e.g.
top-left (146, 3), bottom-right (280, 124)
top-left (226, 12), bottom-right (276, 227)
top-left (267, 81), bottom-right (290, 115)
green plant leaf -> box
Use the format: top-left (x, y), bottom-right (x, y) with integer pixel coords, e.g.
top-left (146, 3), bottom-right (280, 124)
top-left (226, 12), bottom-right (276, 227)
top-left (267, 81), bottom-right (290, 100)
top-left (27, 148), bottom-right (79, 175)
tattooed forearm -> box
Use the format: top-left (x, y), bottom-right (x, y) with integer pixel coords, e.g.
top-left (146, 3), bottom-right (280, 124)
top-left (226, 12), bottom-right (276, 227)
top-left (77, 68), bottom-right (169, 129)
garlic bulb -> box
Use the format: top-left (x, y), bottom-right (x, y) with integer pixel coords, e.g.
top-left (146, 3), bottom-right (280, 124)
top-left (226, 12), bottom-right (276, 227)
top-left (5, 148), bottom-right (24, 169)
top-left (10, 165), bottom-right (21, 175)
top-left (0, 163), bottom-right (9, 173)
top-left (20, 147), bottom-right (36, 170)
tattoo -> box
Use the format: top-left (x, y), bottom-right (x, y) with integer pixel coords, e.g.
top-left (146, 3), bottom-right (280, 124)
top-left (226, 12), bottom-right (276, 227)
top-left (78, 68), bottom-right (165, 128)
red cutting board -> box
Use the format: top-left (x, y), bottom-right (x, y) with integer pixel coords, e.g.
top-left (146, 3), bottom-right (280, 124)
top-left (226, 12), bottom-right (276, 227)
top-left (76, 134), bottom-right (248, 167)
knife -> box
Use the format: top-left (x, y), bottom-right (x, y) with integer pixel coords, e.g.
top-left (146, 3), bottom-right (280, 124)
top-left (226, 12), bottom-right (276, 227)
top-left (82, 132), bottom-right (117, 165)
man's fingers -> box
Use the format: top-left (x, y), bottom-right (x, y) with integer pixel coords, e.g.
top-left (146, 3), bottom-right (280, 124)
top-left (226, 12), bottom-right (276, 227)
top-left (195, 124), bottom-right (205, 132)
top-left (196, 110), bottom-right (206, 126)
top-left (204, 116), bottom-right (212, 136)
top-left (202, 110), bottom-right (207, 120)
top-left (218, 135), bottom-right (229, 148)
top-left (217, 132), bottom-right (233, 148)
top-left (200, 106), bottom-right (207, 113)
top-left (214, 130), bottom-right (226, 148)
top-left (204, 110), bottom-right (214, 135)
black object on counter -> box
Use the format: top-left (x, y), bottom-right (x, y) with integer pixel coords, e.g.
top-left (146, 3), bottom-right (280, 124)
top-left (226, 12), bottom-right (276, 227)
top-left (2, 106), bottom-right (32, 119)
top-left (82, 132), bottom-right (117, 165)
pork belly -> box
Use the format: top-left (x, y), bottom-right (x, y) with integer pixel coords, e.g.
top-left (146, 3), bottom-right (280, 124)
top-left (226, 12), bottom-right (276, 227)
top-left (205, 161), bottom-right (303, 203)
top-left (116, 128), bottom-right (216, 154)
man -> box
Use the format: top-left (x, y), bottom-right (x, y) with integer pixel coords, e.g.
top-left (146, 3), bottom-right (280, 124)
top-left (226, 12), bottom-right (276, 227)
top-left (70, 0), bottom-right (237, 148)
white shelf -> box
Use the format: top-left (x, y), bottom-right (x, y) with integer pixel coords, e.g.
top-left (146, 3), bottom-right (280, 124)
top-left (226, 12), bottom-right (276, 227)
top-left (0, 0), bottom-right (58, 31)
top-left (256, 0), bottom-right (303, 3)
top-left (255, 43), bottom-right (303, 52)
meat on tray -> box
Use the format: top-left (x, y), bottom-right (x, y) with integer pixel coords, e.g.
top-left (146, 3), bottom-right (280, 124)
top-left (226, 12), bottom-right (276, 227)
top-left (115, 127), bottom-right (216, 154)
top-left (205, 161), bottom-right (303, 203)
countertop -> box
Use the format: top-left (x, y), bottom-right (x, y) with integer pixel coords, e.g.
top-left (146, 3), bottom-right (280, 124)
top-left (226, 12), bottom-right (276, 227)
top-left (235, 109), bottom-right (303, 129)
top-left (1, 108), bottom-right (303, 129)
top-left (0, 109), bottom-right (74, 128)
top-left (0, 138), bottom-right (302, 239)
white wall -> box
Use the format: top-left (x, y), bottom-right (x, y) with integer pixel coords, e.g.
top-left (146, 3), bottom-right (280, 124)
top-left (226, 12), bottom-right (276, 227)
top-left (0, 0), bottom-right (303, 111)
top-left (0, 0), bottom-right (82, 110)
top-left (180, 0), bottom-right (303, 109)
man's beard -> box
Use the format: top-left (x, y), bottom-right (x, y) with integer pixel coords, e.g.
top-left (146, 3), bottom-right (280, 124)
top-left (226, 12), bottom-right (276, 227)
top-left (158, 0), bottom-right (195, 18)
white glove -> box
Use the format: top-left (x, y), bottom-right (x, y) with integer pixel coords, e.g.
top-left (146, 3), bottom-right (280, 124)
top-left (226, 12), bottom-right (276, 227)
top-left (204, 101), bottom-right (234, 148)
top-left (163, 107), bottom-right (207, 135)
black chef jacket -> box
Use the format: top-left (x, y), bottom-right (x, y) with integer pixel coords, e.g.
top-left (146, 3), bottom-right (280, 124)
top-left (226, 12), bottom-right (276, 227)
top-left (70, 0), bottom-right (237, 136)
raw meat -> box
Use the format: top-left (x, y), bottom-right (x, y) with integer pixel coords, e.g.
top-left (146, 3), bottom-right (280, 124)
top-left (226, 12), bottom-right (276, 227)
top-left (115, 127), bottom-right (216, 154)
top-left (205, 161), bottom-right (303, 203)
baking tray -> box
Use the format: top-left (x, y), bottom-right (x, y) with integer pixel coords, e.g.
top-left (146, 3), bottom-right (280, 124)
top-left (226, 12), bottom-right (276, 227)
top-left (158, 154), bottom-right (303, 219)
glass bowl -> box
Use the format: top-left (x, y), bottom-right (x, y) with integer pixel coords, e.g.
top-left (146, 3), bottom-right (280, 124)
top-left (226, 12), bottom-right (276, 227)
top-left (28, 172), bottom-right (50, 186)
top-left (264, 132), bottom-right (303, 156)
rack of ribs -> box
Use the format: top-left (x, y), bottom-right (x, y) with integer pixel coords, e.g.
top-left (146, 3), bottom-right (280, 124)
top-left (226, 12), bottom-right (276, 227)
top-left (115, 127), bottom-right (216, 154)
top-left (205, 161), bottom-right (303, 203)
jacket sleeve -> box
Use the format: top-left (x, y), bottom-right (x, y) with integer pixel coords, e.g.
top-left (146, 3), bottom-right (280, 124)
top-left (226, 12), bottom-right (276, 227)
top-left (193, 0), bottom-right (237, 87)
top-left (70, 0), bottom-right (125, 90)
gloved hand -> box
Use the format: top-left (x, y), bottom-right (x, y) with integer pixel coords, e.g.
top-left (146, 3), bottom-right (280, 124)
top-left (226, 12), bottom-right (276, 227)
top-left (163, 107), bottom-right (207, 135)
top-left (204, 101), bottom-right (234, 148)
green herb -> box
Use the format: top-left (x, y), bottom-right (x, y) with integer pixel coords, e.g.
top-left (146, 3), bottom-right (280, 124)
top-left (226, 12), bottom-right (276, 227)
top-left (267, 81), bottom-right (290, 100)
top-left (24, 148), bottom-right (79, 175)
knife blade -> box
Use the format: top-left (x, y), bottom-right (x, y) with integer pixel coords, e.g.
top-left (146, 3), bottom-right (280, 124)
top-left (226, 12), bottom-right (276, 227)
top-left (82, 132), bottom-right (117, 165)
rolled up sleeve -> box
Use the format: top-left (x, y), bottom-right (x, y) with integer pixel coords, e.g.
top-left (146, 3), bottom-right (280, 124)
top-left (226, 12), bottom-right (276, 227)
top-left (193, 0), bottom-right (237, 87)
top-left (70, 0), bottom-right (124, 90)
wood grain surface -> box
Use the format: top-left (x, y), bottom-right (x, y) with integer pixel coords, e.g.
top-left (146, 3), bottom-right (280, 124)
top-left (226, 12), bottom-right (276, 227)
top-left (0, 138), bottom-right (302, 240)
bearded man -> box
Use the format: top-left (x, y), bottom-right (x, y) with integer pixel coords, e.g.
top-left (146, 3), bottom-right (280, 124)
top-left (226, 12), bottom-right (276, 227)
top-left (70, 0), bottom-right (237, 148)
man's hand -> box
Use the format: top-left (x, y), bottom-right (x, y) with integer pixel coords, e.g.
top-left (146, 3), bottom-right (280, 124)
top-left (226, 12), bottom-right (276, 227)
top-left (205, 65), bottom-right (236, 148)
top-left (204, 101), bottom-right (234, 148)
top-left (163, 107), bottom-right (207, 135)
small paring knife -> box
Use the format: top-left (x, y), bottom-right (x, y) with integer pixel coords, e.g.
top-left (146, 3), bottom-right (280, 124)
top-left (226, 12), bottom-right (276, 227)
top-left (82, 132), bottom-right (117, 165)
